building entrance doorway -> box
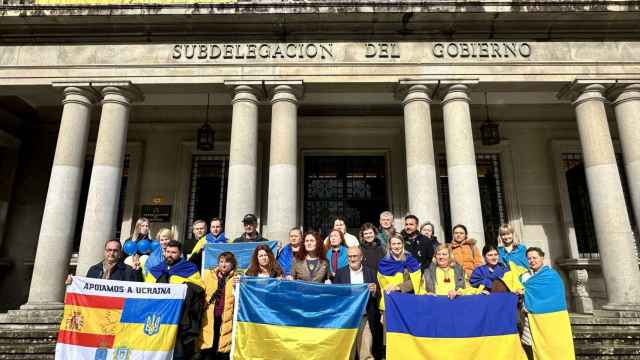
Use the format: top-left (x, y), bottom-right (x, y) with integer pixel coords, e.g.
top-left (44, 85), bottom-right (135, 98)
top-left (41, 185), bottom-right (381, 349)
top-left (185, 155), bottom-right (229, 248)
top-left (303, 155), bottom-right (388, 237)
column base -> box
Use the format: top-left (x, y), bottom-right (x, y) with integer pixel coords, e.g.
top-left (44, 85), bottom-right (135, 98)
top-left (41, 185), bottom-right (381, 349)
top-left (20, 302), bottom-right (64, 311)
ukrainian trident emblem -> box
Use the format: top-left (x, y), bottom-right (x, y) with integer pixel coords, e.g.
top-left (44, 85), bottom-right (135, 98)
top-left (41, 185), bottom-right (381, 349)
top-left (143, 313), bottom-right (161, 336)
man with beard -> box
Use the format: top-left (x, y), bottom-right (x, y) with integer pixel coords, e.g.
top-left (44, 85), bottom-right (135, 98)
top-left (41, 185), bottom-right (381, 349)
top-left (147, 240), bottom-right (204, 360)
top-left (400, 215), bottom-right (434, 272)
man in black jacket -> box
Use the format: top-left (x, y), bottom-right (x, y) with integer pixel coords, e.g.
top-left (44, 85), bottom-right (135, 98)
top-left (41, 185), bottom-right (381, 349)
top-left (85, 239), bottom-right (142, 281)
top-left (334, 247), bottom-right (381, 360)
top-left (400, 214), bottom-right (434, 272)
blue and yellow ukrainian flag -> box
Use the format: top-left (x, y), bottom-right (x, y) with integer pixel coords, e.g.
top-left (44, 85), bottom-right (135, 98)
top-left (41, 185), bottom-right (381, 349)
top-left (524, 266), bottom-right (575, 360)
top-left (145, 258), bottom-right (203, 287)
top-left (385, 292), bottom-right (527, 360)
top-left (233, 277), bottom-right (369, 360)
top-left (203, 241), bottom-right (278, 270)
top-left (377, 255), bottom-right (423, 309)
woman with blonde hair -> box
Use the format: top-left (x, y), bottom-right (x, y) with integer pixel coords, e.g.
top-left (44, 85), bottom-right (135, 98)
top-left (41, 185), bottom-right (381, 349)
top-left (377, 233), bottom-right (422, 311)
top-left (423, 244), bottom-right (486, 299)
top-left (497, 224), bottom-right (528, 271)
top-left (123, 217), bottom-right (152, 269)
top-left (143, 228), bottom-right (173, 276)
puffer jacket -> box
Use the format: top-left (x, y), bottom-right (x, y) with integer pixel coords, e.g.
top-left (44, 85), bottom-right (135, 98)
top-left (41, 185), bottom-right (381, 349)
top-left (199, 268), bottom-right (236, 352)
top-left (450, 239), bottom-right (483, 279)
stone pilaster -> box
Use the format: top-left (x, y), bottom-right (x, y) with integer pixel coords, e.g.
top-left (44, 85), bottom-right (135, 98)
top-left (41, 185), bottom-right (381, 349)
top-left (76, 83), bottom-right (142, 277)
top-left (441, 82), bottom-right (485, 247)
top-left (24, 84), bottom-right (98, 309)
top-left (398, 81), bottom-right (442, 238)
top-left (567, 81), bottom-right (640, 310)
top-left (224, 82), bottom-right (263, 239)
top-left (265, 81), bottom-right (302, 245)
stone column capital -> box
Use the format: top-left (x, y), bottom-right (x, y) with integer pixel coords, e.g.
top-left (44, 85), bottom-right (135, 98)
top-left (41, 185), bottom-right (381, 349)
top-left (440, 81), bottom-right (477, 106)
top-left (225, 80), bottom-right (265, 105)
top-left (395, 80), bottom-right (438, 105)
top-left (52, 83), bottom-right (100, 106)
top-left (266, 80), bottom-right (304, 104)
top-left (93, 81), bottom-right (144, 106)
top-left (557, 79), bottom-right (615, 106)
top-left (608, 82), bottom-right (640, 105)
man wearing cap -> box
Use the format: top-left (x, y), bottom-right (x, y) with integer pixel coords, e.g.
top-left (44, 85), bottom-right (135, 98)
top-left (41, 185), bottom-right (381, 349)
top-left (233, 214), bottom-right (269, 243)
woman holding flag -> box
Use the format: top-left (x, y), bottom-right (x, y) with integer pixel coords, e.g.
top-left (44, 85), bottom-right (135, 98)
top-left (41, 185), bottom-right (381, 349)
top-left (498, 224), bottom-right (528, 272)
top-left (377, 233), bottom-right (423, 312)
top-left (291, 231), bottom-right (330, 283)
top-left (246, 244), bottom-right (284, 278)
top-left (469, 244), bottom-right (510, 292)
top-left (423, 244), bottom-right (485, 299)
top-left (200, 252), bottom-right (239, 360)
top-left (519, 247), bottom-right (575, 360)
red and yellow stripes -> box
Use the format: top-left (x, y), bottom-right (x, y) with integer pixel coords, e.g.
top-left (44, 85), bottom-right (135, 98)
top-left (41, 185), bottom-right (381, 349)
top-left (57, 293), bottom-right (125, 348)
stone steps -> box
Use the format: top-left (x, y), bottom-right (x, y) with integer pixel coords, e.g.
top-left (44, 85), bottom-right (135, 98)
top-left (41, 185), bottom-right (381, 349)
top-left (572, 312), bottom-right (640, 359)
top-left (0, 312), bottom-right (58, 360)
top-left (0, 311), bottom-right (638, 359)
top-left (0, 355), bottom-right (54, 360)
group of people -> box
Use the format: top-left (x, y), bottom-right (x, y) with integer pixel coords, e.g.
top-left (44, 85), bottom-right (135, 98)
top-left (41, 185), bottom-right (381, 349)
top-left (69, 211), bottom-right (558, 360)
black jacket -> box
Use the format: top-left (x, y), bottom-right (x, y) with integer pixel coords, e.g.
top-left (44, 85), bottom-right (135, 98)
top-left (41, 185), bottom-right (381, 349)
top-left (401, 231), bottom-right (435, 271)
top-left (361, 242), bottom-right (386, 274)
top-left (86, 261), bottom-right (142, 282)
top-left (173, 283), bottom-right (205, 359)
top-left (233, 232), bottom-right (269, 243)
top-left (334, 265), bottom-right (379, 316)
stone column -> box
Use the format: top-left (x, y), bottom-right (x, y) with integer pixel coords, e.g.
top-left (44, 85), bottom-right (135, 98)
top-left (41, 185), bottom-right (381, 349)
top-left (24, 85), bottom-right (98, 309)
top-left (399, 82), bottom-right (442, 237)
top-left (441, 83), bottom-right (485, 247)
top-left (612, 83), bottom-right (640, 240)
top-left (265, 82), bottom-right (302, 245)
top-left (571, 82), bottom-right (640, 310)
top-left (76, 84), bottom-right (142, 277)
top-left (224, 83), bottom-right (262, 239)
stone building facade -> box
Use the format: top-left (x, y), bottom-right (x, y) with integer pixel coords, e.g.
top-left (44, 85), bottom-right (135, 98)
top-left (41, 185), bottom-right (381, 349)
top-left (1, 0), bottom-right (640, 316)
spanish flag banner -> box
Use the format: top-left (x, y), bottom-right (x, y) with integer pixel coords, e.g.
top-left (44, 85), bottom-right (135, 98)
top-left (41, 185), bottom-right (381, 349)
top-left (523, 266), bottom-right (576, 360)
top-left (203, 241), bottom-right (278, 270)
top-left (232, 277), bottom-right (369, 360)
top-left (385, 292), bottom-right (527, 360)
top-left (55, 276), bottom-right (186, 360)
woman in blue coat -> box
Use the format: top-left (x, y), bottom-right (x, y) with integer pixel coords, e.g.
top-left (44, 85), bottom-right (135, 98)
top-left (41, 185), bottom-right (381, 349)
top-left (470, 244), bottom-right (510, 292)
top-left (497, 224), bottom-right (528, 271)
top-left (325, 229), bottom-right (348, 279)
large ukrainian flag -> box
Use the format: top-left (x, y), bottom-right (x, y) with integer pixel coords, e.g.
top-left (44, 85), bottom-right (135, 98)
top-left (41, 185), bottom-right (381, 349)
top-left (232, 277), bottom-right (369, 360)
top-left (55, 276), bottom-right (186, 360)
top-left (524, 266), bottom-right (575, 360)
top-left (203, 241), bottom-right (278, 270)
top-left (385, 292), bottom-right (527, 360)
